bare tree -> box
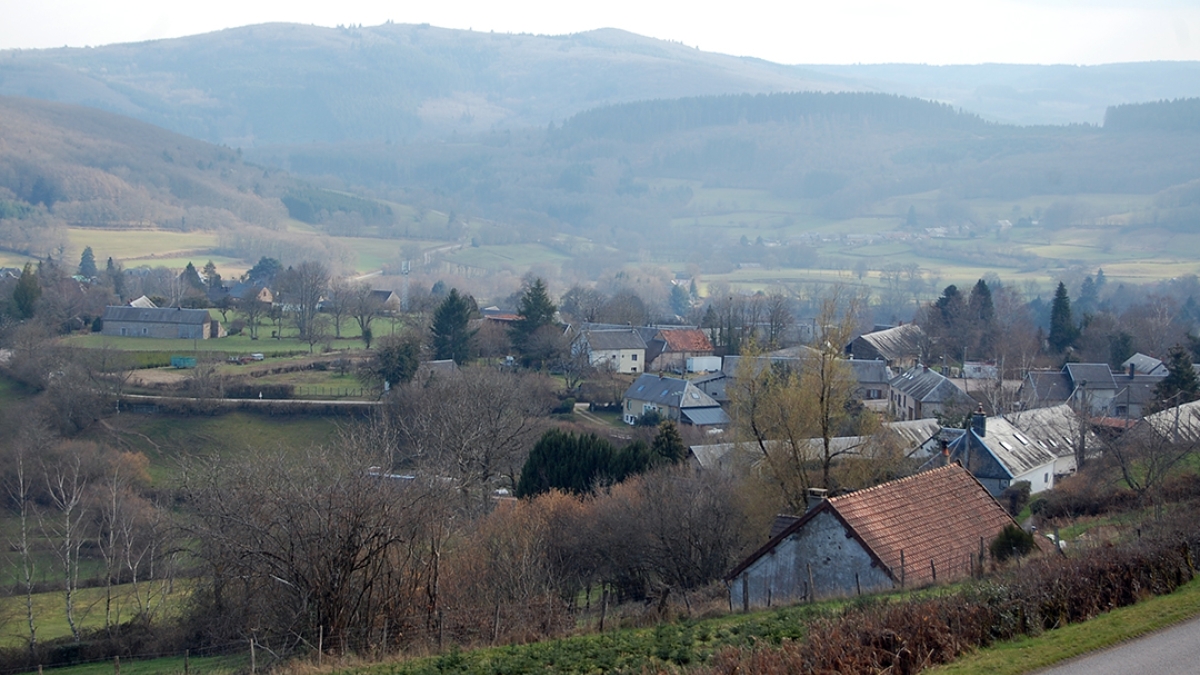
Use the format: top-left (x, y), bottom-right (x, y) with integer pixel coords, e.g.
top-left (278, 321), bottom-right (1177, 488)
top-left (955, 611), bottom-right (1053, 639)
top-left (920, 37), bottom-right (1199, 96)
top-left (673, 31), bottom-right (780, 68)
top-left (326, 277), bottom-right (357, 339)
top-left (179, 441), bottom-right (439, 653)
top-left (40, 442), bottom-right (94, 642)
top-left (383, 368), bottom-right (555, 509)
top-left (277, 261), bottom-right (329, 340)
top-left (350, 281), bottom-right (382, 347)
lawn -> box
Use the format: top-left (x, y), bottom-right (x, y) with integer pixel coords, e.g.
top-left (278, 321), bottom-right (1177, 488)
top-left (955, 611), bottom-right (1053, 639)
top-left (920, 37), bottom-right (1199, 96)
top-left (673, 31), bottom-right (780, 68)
top-left (0, 582), bottom-right (190, 650)
top-left (62, 333), bottom-right (317, 356)
top-left (89, 411), bottom-right (343, 482)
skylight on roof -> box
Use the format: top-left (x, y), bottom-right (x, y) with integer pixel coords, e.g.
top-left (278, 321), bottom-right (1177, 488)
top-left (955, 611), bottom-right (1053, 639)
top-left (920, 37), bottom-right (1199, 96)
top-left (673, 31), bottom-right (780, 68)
top-left (999, 440), bottom-right (1014, 451)
top-left (1048, 439), bottom-right (1058, 447)
top-left (1014, 432), bottom-right (1029, 445)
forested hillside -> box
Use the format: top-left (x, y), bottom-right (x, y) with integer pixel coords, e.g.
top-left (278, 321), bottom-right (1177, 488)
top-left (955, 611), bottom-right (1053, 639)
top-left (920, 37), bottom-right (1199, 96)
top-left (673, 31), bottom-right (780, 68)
top-left (5, 23), bottom-right (1200, 148)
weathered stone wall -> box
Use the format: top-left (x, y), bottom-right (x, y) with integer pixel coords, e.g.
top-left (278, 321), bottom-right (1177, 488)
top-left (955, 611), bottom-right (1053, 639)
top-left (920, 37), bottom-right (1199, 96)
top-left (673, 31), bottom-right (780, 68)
top-left (731, 509), bottom-right (893, 610)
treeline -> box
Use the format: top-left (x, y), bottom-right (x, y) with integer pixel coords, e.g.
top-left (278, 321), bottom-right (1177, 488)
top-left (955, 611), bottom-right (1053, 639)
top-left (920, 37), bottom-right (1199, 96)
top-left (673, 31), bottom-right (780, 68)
top-left (1104, 97), bottom-right (1200, 133)
top-left (281, 187), bottom-right (395, 225)
top-left (554, 92), bottom-right (989, 144)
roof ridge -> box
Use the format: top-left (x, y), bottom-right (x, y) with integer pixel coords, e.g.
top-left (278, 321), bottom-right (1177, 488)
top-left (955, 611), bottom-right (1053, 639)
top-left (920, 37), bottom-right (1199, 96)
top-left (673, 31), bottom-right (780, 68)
top-left (828, 464), bottom-right (958, 503)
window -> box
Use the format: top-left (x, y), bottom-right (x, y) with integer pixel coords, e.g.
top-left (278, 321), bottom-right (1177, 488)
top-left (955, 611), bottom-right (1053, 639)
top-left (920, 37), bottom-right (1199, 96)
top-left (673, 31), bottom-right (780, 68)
top-left (631, 354), bottom-right (637, 361)
top-left (1044, 472), bottom-right (1049, 484)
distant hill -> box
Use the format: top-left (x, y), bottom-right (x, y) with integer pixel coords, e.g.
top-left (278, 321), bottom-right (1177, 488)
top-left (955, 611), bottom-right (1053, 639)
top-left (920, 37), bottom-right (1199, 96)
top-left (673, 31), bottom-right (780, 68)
top-left (0, 95), bottom-right (386, 267)
top-left (1104, 98), bottom-right (1200, 133)
top-left (0, 24), bottom-right (850, 146)
top-left (5, 23), bottom-right (1200, 148)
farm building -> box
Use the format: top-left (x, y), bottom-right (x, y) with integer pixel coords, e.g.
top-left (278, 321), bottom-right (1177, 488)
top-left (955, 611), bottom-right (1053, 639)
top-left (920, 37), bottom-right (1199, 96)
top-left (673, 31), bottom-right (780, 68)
top-left (726, 464), bottom-right (1015, 609)
top-left (101, 306), bottom-right (221, 339)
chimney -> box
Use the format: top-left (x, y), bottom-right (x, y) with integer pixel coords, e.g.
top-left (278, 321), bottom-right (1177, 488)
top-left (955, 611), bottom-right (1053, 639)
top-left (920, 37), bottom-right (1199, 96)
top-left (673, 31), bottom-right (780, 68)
top-left (971, 403), bottom-right (986, 437)
top-left (805, 488), bottom-right (828, 512)
top-left (1128, 363), bottom-right (1136, 379)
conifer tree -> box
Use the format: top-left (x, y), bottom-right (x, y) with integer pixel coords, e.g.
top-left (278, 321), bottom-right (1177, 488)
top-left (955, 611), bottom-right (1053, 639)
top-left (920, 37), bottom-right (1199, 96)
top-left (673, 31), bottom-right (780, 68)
top-left (509, 278), bottom-right (557, 366)
top-left (77, 247), bottom-right (97, 278)
top-left (650, 420), bottom-right (687, 464)
top-left (430, 288), bottom-right (477, 364)
top-left (1048, 282), bottom-right (1078, 353)
top-left (1152, 343), bottom-right (1200, 411)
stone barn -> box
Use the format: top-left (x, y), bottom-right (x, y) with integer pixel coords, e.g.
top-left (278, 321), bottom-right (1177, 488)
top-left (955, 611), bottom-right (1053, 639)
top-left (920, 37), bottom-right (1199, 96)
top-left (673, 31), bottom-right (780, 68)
top-left (726, 464), bottom-right (1015, 609)
top-left (101, 306), bottom-right (215, 339)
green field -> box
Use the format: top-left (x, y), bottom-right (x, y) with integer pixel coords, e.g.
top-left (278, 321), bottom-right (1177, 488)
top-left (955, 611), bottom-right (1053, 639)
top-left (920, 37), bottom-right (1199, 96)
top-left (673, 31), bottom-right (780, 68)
top-left (0, 583), bottom-right (188, 650)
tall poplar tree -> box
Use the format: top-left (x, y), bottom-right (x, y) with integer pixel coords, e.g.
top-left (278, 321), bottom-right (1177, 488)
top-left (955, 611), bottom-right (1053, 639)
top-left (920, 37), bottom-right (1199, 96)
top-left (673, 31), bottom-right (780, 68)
top-left (12, 263), bottom-right (39, 319)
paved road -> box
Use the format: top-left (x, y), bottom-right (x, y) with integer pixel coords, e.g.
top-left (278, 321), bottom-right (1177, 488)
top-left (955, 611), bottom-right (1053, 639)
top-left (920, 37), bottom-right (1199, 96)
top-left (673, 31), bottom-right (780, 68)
top-left (1035, 616), bottom-right (1200, 674)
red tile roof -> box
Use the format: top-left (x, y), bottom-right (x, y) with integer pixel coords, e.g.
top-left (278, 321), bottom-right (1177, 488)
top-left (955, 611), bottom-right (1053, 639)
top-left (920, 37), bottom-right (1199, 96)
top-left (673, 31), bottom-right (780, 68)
top-left (659, 328), bottom-right (713, 353)
top-left (728, 464), bottom-right (1015, 586)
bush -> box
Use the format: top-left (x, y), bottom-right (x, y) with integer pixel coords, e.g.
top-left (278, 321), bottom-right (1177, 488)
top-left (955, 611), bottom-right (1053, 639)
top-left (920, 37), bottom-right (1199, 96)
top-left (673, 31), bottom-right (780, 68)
top-left (553, 397), bottom-right (576, 414)
top-left (1000, 480), bottom-right (1032, 516)
top-left (636, 410), bottom-right (663, 427)
top-left (990, 524), bottom-right (1035, 562)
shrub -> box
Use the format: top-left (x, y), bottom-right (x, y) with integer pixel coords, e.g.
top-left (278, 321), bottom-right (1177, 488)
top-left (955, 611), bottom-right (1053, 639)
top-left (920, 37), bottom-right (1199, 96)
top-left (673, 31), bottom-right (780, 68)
top-left (1000, 480), bottom-right (1032, 515)
top-left (990, 524), bottom-right (1035, 562)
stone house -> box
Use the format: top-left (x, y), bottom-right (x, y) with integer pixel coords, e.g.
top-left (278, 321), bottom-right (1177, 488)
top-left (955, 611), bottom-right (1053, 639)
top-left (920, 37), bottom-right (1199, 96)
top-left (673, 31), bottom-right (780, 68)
top-left (574, 329), bottom-right (647, 374)
top-left (926, 405), bottom-right (1097, 496)
top-left (726, 464), bottom-right (1015, 608)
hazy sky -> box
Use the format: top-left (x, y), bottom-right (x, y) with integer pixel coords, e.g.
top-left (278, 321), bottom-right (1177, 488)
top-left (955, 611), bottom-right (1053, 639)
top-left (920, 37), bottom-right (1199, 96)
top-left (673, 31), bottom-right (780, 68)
top-left (4, 0), bottom-right (1199, 65)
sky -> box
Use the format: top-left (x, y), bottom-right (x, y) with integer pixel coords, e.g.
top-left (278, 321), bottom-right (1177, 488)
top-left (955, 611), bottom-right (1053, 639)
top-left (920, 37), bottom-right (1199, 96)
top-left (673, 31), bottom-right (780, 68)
top-left (2, 0), bottom-right (1199, 65)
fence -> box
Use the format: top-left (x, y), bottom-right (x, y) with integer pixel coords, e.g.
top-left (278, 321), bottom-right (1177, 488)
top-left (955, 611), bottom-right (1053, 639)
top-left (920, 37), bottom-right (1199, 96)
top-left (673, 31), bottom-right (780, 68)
top-left (293, 386), bottom-right (367, 399)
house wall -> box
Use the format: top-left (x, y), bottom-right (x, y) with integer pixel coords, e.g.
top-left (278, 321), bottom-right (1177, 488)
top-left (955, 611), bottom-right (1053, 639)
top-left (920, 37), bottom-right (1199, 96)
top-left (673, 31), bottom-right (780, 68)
top-left (1013, 464), bottom-right (1056, 495)
top-left (623, 397), bottom-right (679, 425)
top-left (590, 348), bottom-right (644, 374)
top-left (730, 510), bottom-right (893, 610)
top-left (102, 320), bottom-right (208, 339)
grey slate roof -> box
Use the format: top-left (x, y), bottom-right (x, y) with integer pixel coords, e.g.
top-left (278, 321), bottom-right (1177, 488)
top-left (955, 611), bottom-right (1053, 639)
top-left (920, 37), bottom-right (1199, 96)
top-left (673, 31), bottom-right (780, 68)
top-left (102, 306), bottom-right (210, 325)
top-left (1123, 353), bottom-right (1167, 376)
top-left (624, 373), bottom-right (721, 409)
top-left (583, 329), bottom-right (647, 351)
top-left (1064, 363), bottom-right (1117, 391)
top-left (1022, 370), bottom-right (1073, 405)
top-left (1141, 399), bottom-right (1200, 444)
top-left (848, 359), bottom-right (891, 385)
top-left (1112, 374), bottom-right (1166, 407)
top-left (1004, 404), bottom-right (1097, 460)
top-left (681, 407), bottom-right (732, 426)
top-left (951, 418), bottom-right (1058, 477)
top-left (890, 366), bottom-right (968, 404)
top-left (849, 324), bottom-right (924, 362)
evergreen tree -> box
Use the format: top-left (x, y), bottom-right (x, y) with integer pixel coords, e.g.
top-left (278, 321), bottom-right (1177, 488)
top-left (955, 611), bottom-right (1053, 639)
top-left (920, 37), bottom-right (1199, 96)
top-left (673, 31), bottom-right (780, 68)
top-left (77, 246), bottom-right (97, 278)
top-left (181, 262), bottom-right (204, 290)
top-left (106, 257), bottom-right (126, 299)
top-left (1048, 282), bottom-right (1078, 353)
top-left (650, 420), bottom-right (687, 464)
top-left (246, 257), bottom-right (283, 286)
top-left (967, 278), bottom-right (996, 356)
top-left (430, 288), bottom-right (477, 364)
top-left (202, 260), bottom-right (221, 289)
top-left (509, 278), bottom-right (557, 364)
top-left (1152, 343), bottom-right (1200, 410)
top-left (12, 263), bottom-right (39, 319)
top-left (669, 284), bottom-right (691, 316)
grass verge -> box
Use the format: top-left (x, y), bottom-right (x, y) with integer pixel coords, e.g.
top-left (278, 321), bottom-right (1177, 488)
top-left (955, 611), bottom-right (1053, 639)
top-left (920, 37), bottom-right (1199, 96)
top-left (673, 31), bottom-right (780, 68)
top-left (928, 576), bottom-right (1200, 675)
